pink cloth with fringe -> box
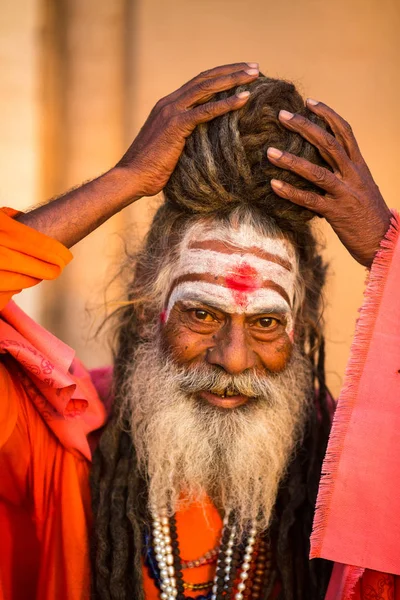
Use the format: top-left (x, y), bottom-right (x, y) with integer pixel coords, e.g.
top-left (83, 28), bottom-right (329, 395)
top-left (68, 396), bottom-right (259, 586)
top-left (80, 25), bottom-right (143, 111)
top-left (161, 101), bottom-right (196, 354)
top-left (312, 211), bottom-right (400, 599)
top-left (0, 300), bottom-right (107, 460)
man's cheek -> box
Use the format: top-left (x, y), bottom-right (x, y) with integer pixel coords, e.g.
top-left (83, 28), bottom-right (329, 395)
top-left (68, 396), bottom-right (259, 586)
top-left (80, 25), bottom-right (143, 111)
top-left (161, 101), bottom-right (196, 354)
top-left (161, 322), bottom-right (203, 363)
top-left (264, 337), bottom-right (293, 373)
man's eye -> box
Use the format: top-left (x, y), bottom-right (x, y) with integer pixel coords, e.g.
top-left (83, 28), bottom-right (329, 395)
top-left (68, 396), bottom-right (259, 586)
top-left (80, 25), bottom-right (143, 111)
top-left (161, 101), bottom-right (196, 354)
top-left (193, 309), bottom-right (214, 322)
top-left (257, 317), bottom-right (278, 328)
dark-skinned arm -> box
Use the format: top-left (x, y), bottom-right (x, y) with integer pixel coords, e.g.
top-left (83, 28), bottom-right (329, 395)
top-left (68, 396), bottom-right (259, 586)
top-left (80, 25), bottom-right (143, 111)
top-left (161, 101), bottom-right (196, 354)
top-left (266, 99), bottom-right (391, 267)
top-left (16, 62), bottom-right (260, 249)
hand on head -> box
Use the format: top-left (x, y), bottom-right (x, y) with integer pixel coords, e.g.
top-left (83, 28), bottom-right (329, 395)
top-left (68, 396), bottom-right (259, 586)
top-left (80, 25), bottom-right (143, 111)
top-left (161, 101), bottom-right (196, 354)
top-left (267, 101), bottom-right (391, 267)
top-left (116, 63), bottom-right (259, 197)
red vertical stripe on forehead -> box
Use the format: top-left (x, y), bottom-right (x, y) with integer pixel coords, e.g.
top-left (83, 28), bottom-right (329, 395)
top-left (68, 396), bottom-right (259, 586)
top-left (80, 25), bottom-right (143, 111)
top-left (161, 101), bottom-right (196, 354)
top-left (188, 240), bottom-right (293, 272)
top-left (225, 263), bottom-right (260, 309)
top-left (224, 263), bottom-right (260, 293)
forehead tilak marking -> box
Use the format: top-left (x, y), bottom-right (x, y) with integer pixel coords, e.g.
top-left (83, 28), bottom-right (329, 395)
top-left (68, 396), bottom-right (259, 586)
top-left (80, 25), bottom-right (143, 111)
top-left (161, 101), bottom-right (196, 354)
top-left (169, 249), bottom-right (295, 298)
top-left (162, 223), bottom-right (297, 329)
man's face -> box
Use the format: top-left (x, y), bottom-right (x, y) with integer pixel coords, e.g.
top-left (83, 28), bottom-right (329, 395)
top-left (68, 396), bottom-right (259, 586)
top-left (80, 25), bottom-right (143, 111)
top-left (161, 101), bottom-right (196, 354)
top-left (161, 222), bottom-right (297, 409)
top-left (127, 221), bottom-right (309, 529)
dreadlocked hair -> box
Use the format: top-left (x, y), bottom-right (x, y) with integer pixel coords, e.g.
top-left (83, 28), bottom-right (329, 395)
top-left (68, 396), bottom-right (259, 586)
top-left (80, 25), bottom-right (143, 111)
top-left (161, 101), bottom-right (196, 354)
top-left (90, 74), bottom-right (333, 599)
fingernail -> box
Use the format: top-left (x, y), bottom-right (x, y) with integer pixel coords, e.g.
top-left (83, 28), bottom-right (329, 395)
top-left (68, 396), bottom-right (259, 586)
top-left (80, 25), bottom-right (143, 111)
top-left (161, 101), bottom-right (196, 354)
top-left (271, 179), bottom-right (283, 189)
top-left (247, 62), bottom-right (259, 68)
top-left (267, 147), bottom-right (283, 159)
top-left (279, 110), bottom-right (294, 120)
top-left (307, 98), bottom-right (319, 106)
top-left (236, 91), bottom-right (250, 99)
top-left (245, 68), bottom-right (259, 76)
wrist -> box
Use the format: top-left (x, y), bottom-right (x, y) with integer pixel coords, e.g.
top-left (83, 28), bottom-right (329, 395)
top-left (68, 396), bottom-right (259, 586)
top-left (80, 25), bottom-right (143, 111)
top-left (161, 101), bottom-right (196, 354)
top-left (103, 165), bottom-right (144, 209)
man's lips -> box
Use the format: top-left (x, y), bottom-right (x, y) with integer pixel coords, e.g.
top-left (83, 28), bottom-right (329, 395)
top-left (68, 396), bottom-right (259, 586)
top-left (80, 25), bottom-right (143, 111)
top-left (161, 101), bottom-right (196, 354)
top-left (199, 390), bottom-right (249, 409)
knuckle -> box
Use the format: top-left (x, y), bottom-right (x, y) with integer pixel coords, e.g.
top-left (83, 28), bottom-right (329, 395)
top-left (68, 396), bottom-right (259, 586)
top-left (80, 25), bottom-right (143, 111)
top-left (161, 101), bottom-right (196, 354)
top-left (159, 103), bottom-right (172, 117)
top-left (168, 113), bottom-right (184, 130)
top-left (312, 165), bottom-right (328, 184)
top-left (198, 68), bottom-right (213, 79)
top-left (199, 102), bottom-right (216, 119)
top-left (323, 132), bottom-right (338, 150)
top-left (166, 115), bottom-right (184, 132)
top-left (342, 119), bottom-right (353, 136)
top-left (229, 69), bottom-right (246, 82)
top-left (290, 187), bottom-right (319, 208)
top-left (158, 105), bottom-right (176, 125)
top-left (197, 78), bottom-right (214, 92)
top-left (295, 114), bottom-right (309, 128)
top-left (285, 153), bottom-right (298, 169)
top-left (303, 191), bottom-right (320, 207)
top-left (153, 97), bottom-right (168, 112)
top-left (221, 97), bottom-right (234, 109)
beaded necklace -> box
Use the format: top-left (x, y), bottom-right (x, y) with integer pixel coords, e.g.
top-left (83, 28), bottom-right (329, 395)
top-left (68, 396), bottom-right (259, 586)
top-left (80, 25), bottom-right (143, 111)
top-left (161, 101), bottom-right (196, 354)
top-left (146, 508), bottom-right (275, 600)
top-left (181, 546), bottom-right (219, 570)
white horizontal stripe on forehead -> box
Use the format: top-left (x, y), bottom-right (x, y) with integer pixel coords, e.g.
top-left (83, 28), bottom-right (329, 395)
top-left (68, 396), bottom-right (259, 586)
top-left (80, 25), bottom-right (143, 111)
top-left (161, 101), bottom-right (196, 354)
top-left (165, 281), bottom-right (293, 333)
top-left (173, 249), bottom-right (296, 302)
top-left (181, 222), bottom-right (297, 264)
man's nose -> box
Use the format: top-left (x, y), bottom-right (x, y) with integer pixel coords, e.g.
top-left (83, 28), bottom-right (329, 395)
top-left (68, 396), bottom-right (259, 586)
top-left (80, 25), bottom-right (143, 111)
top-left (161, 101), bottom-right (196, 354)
top-left (206, 324), bottom-right (256, 375)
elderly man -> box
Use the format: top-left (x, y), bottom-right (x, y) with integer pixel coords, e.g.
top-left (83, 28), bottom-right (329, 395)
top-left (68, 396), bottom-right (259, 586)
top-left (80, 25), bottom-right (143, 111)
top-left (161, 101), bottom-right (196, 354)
top-left (0, 64), bottom-right (397, 600)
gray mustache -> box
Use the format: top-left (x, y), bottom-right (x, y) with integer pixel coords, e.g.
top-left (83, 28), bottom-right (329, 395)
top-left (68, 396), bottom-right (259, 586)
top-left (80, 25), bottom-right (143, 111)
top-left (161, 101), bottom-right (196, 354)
top-left (171, 363), bottom-right (277, 399)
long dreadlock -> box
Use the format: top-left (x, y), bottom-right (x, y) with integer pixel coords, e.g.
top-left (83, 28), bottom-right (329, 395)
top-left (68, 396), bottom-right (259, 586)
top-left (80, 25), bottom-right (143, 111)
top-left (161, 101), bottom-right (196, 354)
top-left (91, 75), bottom-right (333, 599)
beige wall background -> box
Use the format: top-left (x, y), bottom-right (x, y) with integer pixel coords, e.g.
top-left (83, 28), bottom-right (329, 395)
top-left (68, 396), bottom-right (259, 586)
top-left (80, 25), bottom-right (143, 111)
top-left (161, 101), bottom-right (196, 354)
top-left (1, 0), bottom-right (399, 396)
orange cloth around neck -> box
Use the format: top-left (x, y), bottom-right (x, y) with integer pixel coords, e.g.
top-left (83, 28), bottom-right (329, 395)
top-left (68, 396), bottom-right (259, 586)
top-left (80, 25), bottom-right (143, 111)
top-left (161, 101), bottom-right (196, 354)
top-left (142, 499), bottom-right (222, 600)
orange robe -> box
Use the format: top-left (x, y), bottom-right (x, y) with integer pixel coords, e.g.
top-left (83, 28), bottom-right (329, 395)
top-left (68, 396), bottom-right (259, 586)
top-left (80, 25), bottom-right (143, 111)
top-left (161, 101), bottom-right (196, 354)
top-left (0, 207), bottom-right (396, 600)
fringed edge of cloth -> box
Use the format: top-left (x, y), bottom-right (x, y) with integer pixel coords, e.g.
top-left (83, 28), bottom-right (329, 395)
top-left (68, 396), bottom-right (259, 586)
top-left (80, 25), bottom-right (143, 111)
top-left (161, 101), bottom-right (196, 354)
top-left (310, 210), bottom-right (400, 558)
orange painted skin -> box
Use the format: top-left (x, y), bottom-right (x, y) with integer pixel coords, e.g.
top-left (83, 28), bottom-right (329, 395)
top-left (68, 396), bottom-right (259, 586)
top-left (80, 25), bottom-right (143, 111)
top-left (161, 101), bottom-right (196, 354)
top-left (0, 208), bottom-right (397, 600)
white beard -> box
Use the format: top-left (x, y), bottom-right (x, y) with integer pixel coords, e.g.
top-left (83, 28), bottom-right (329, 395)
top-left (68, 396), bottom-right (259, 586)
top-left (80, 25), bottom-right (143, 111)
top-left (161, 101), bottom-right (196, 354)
top-left (122, 339), bottom-right (312, 534)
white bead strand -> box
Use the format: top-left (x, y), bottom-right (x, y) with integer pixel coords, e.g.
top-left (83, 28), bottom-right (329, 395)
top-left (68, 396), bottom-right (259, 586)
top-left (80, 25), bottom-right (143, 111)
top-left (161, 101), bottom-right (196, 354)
top-left (234, 524), bottom-right (257, 600)
top-left (152, 509), bottom-right (178, 600)
top-left (210, 515), bottom-right (236, 600)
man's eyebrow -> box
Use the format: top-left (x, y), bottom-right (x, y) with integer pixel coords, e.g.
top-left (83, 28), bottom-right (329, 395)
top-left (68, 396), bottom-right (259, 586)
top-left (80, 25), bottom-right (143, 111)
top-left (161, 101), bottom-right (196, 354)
top-left (245, 305), bottom-right (290, 316)
top-left (178, 298), bottom-right (226, 313)
top-left (176, 299), bottom-right (290, 316)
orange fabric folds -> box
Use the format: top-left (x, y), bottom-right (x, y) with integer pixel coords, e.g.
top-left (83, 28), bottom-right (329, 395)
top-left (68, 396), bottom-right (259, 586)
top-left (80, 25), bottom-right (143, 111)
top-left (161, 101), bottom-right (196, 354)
top-left (0, 207), bottom-right (72, 310)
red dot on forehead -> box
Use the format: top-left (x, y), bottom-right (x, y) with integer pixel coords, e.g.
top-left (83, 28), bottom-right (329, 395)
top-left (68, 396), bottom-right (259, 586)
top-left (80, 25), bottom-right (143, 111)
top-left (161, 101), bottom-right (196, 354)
top-left (224, 262), bottom-right (260, 293)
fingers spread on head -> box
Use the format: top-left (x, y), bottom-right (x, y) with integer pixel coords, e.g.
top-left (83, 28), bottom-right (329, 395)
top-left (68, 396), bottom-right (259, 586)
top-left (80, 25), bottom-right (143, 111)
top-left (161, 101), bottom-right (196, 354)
top-left (151, 64), bottom-right (256, 112)
top-left (267, 148), bottom-right (342, 194)
top-left (278, 110), bottom-right (350, 175)
top-left (196, 63), bottom-right (259, 80)
top-left (190, 92), bottom-right (251, 126)
top-left (176, 69), bottom-right (258, 109)
top-left (306, 99), bottom-right (364, 164)
top-left (176, 63), bottom-right (258, 99)
top-left (270, 179), bottom-right (327, 216)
